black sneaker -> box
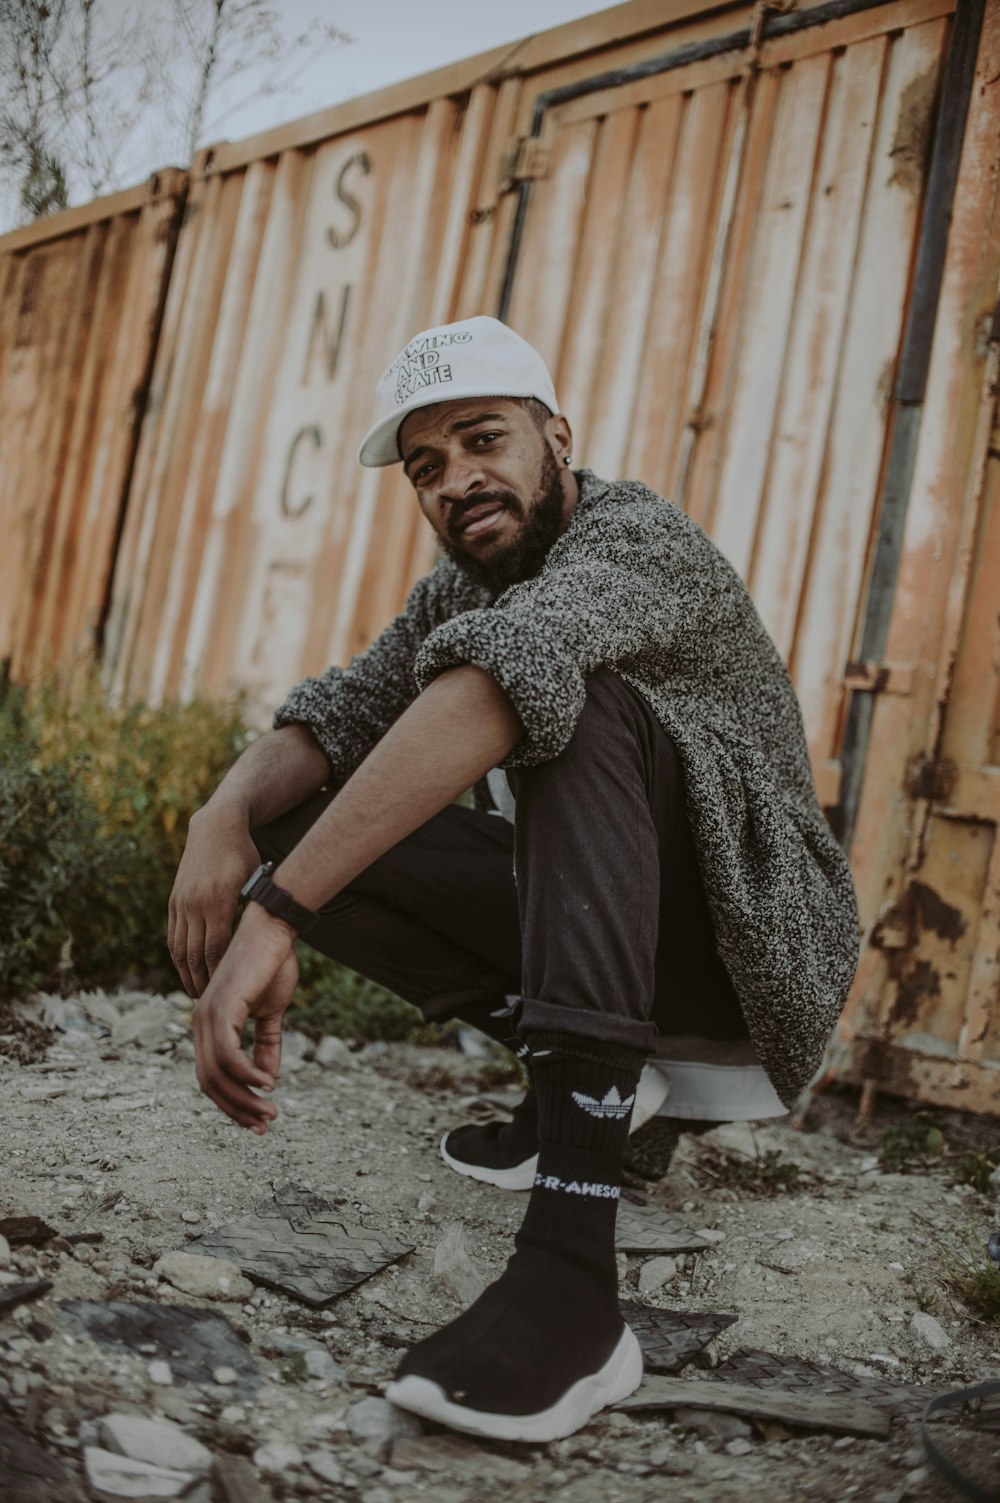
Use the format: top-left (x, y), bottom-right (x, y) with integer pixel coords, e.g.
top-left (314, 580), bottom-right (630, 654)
top-left (440, 1064), bottom-right (670, 1190)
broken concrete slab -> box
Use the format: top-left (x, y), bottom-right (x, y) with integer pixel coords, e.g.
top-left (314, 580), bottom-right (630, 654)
top-left (621, 1305), bottom-right (738, 1374)
top-left (189, 1184), bottom-right (413, 1307)
top-left (60, 1300), bottom-right (259, 1396)
top-left (710, 1348), bottom-right (930, 1419)
top-left (616, 1374), bottom-right (892, 1439)
top-left (615, 1200), bottom-right (709, 1253)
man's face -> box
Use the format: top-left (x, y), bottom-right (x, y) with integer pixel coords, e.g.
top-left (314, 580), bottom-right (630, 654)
top-left (398, 397), bottom-right (575, 592)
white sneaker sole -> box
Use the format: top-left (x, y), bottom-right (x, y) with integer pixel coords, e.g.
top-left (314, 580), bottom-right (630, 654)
top-left (439, 1064), bottom-right (671, 1192)
top-left (385, 1322), bottom-right (643, 1443)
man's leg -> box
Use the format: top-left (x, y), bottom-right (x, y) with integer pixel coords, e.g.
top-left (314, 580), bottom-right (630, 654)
top-left (389, 671), bottom-right (737, 1439)
top-left (252, 795), bottom-right (523, 1046)
top-left (441, 669), bottom-right (743, 1187)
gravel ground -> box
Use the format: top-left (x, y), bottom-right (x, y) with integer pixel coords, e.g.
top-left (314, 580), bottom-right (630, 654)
top-left (2, 990), bottom-right (999, 1503)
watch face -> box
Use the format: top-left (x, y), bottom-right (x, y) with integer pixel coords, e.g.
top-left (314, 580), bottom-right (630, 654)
top-left (240, 862), bottom-right (270, 900)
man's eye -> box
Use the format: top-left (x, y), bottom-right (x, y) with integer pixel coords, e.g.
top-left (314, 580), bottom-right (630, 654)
top-left (414, 463), bottom-right (437, 482)
top-left (474, 431), bottom-right (500, 445)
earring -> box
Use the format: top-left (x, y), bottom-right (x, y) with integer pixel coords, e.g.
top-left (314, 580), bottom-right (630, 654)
top-left (563, 454), bottom-right (573, 466)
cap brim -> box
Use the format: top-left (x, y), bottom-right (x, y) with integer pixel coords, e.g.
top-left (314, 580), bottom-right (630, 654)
top-left (358, 386), bottom-right (560, 468)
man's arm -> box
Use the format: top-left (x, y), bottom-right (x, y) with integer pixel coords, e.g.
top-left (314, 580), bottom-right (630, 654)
top-left (168, 724), bottom-right (330, 999)
top-left (192, 665), bottom-right (522, 1132)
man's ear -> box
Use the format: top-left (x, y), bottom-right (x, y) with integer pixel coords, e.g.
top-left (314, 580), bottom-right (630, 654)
top-left (546, 413), bottom-right (574, 464)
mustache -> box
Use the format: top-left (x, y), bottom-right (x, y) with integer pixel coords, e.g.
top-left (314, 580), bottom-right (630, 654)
top-left (446, 490), bottom-right (523, 538)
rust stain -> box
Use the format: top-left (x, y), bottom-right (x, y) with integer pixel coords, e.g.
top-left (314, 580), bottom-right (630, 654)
top-left (890, 957), bottom-right (941, 1029)
top-left (876, 356), bottom-right (895, 415)
top-left (888, 67), bottom-right (938, 196)
top-left (873, 880), bottom-right (967, 1028)
top-left (904, 752), bottom-right (958, 802)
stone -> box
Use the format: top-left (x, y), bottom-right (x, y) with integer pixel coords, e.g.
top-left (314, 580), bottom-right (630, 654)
top-left (304, 1347), bottom-right (346, 1383)
top-left (910, 1312), bottom-right (950, 1351)
top-left (637, 1256), bottom-right (679, 1293)
top-left (306, 1450), bottom-right (344, 1484)
top-left (111, 999), bottom-right (175, 1050)
top-left (180, 1211), bottom-right (201, 1225)
top-left (347, 1396), bottom-right (423, 1449)
top-left (212, 1454), bottom-right (271, 1503)
top-left (148, 1361), bottom-right (173, 1386)
top-left (189, 1185), bottom-right (413, 1306)
top-left (416, 1191), bottom-right (436, 1213)
top-left (253, 1440), bottom-right (303, 1473)
top-left (680, 1407), bottom-right (753, 1441)
top-left (83, 1446), bottom-right (193, 1498)
top-left (694, 1228), bottom-right (726, 1245)
top-left (316, 1036), bottom-right (352, 1068)
top-left (0, 1234), bottom-right (10, 1268)
top-left (725, 1437), bottom-right (754, 1456)
top-left (390, 1434), bottom-right (527, 1480)
top-left (434, 1223), bottom-right (486, 1308)
top-left (212, 1367), bottom-right (238, 1386)
top-left (98, 1413), bottom-right (212, 1474)
top-left (153, 1250), bottom-right (252, 1302)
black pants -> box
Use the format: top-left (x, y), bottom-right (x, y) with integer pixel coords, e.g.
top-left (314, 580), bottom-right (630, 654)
top-left (252, 671), bottom-right (746, 1053)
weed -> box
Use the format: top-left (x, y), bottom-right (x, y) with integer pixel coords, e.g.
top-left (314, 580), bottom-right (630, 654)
top-left (474, 1056), bottom-right (526, 1091)
top-left (289, 945), bottom-right (430, 1043)
top-left (942, 1229), bottom-right (1000, 1323)
top-left (902, 1268), bottom-right (941, 1315)
top-left (878, 1112), bottom-right (998, 1195)
top-left (697, 1145), bottom-right (802, 1197)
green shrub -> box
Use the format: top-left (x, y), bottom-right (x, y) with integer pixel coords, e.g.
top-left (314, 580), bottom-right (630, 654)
top-left (0, 670), bottom-right (248, 998)
top-left (289, 943), bottom-right (431, 1043)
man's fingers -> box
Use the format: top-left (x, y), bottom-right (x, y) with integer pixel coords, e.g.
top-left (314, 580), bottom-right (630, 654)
top-left (253, 1013), bottom-right (283, 1080)
top-left (185, 917), bottom-right (210, 998)
top-left (170, 912), bottom-right (197, 999)
top-left (204, 910), bottom-right (235, 980)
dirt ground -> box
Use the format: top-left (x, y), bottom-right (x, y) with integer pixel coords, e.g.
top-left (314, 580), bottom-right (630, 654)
top-left (2, 990), bottom-right (999, 1503)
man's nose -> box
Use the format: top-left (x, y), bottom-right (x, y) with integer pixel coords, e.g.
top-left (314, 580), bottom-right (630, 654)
top-left (438, 450), bottom-right (485, 504)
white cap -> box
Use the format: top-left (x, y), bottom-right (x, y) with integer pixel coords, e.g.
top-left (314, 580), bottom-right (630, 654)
top-left (358, 315), bottom-right (560, 467)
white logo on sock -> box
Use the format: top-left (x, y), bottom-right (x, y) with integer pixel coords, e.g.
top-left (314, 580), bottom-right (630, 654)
top-left (571, 1085), bottom-right (635, 1119)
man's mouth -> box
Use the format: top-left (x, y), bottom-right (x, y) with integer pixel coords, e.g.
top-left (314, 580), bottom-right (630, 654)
top-left (451, 499), bottom-right (509, 542)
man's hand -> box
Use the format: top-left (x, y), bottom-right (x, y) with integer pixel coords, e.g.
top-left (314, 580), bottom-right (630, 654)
top-left (192, 903), bottom-right (299, 1133)
top-left (169, 806), bottom-right (261, 997)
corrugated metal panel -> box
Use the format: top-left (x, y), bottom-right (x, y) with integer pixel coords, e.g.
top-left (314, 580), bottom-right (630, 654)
top-left (1, 0), bottom-right (998, 1114)
top-left (0, 171), bottom-right (186, 676)
top-left (830, 0), bottom-right (1000, 1115)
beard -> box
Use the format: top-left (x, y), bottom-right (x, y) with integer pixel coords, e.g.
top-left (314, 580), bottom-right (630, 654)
top-left (441, 445), bottom-right (567, 594)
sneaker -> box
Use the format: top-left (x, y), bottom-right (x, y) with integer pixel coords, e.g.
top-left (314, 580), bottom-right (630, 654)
top-left (440, 1063), bottom-right (670, 1190)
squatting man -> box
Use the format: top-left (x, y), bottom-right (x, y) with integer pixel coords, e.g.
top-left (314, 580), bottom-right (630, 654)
top-left (171, 316), bottom-right (859, 1442)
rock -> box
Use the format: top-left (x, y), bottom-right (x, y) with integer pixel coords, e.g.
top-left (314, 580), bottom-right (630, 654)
top-left (910, 1312), bottom-right (950, 1351)
top-left (153, 1250), bottom-right (252, 1302)
top-left (316, 1036), bottom-right (352, 1068)
top-left (83, 1445), bottom-right (194, 1498)
top-left (304, 1347), bottom-right (346, 1383)
top-left (678, 1407), bottom-right (753, 1441)
top-left (99, 1412), bottom-right (212, 1474)
top-left (417, 1190), bottom-right (437, 1213)
top-left (390, 1434), bottom-right (527, 1480)
top-left (0, 1235), bottom-right (10, 1269)
top-left (112, 999), bottom-right (175, 1050)
top-left (212, 1367), bottom-right (238, 1386)
top-left (694, 1228), bottom-right (726, 1245)
top-left (433, 1223), bottom-right (486, 1308)
top-left (181, 1211), bottom-right (201, 1225)
top-left (253, 1440), bottom-right (303, 1473)
top-left (346, 1396), bottom-right (422, 1449)
top-left (213, 1453), bottom-right (273, 1503)
top-left (725, 1437), bottom-right (754, 1456)
top-left (306, 1449), bottom-right (344, 1484)
top-left (148, 1361), bottom-right (173, 1386)
top-left (637, 1256), bottom-right (679, 1294)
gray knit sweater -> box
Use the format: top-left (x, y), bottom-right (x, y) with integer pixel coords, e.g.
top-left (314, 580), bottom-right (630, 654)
top-left (275, 470), bottom-right (859, 1106)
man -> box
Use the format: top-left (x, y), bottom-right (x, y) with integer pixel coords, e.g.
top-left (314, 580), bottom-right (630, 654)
top-left (170, 316), bottom-right (859, 1443)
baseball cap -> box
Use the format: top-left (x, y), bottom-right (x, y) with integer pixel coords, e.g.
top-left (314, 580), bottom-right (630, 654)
top-left (358, 315), bottom-right (560, 467)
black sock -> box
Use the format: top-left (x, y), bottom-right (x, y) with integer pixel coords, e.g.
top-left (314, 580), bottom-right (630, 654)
top-left (395, 1031), bottom-right (644, 1422)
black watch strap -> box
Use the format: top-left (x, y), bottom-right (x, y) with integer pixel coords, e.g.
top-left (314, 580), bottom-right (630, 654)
top-left (240, 861), bottom-right (319, 935)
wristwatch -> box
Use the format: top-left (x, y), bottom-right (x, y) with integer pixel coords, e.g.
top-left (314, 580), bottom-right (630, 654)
top-left (240, 861), bottom-right (319, 935)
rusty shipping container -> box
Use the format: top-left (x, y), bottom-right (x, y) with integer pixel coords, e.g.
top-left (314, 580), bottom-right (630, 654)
top-left (1, 0), bottom-right (999, 1115)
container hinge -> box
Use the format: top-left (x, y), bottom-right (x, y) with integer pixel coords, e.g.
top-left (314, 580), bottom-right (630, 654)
top-left (498, 136), bottom-right (551, 194)
top-left (842, 660), bottom-right (914, 695)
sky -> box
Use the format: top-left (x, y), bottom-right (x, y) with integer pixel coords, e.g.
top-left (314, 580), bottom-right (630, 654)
top-left (210, 0), bottom-right (616, 145)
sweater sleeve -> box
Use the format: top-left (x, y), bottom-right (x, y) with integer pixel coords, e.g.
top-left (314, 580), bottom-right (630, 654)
top-left (413, 505), bottom-right (705, 766)
top-left (273, 560), bottom-right (482, 784)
